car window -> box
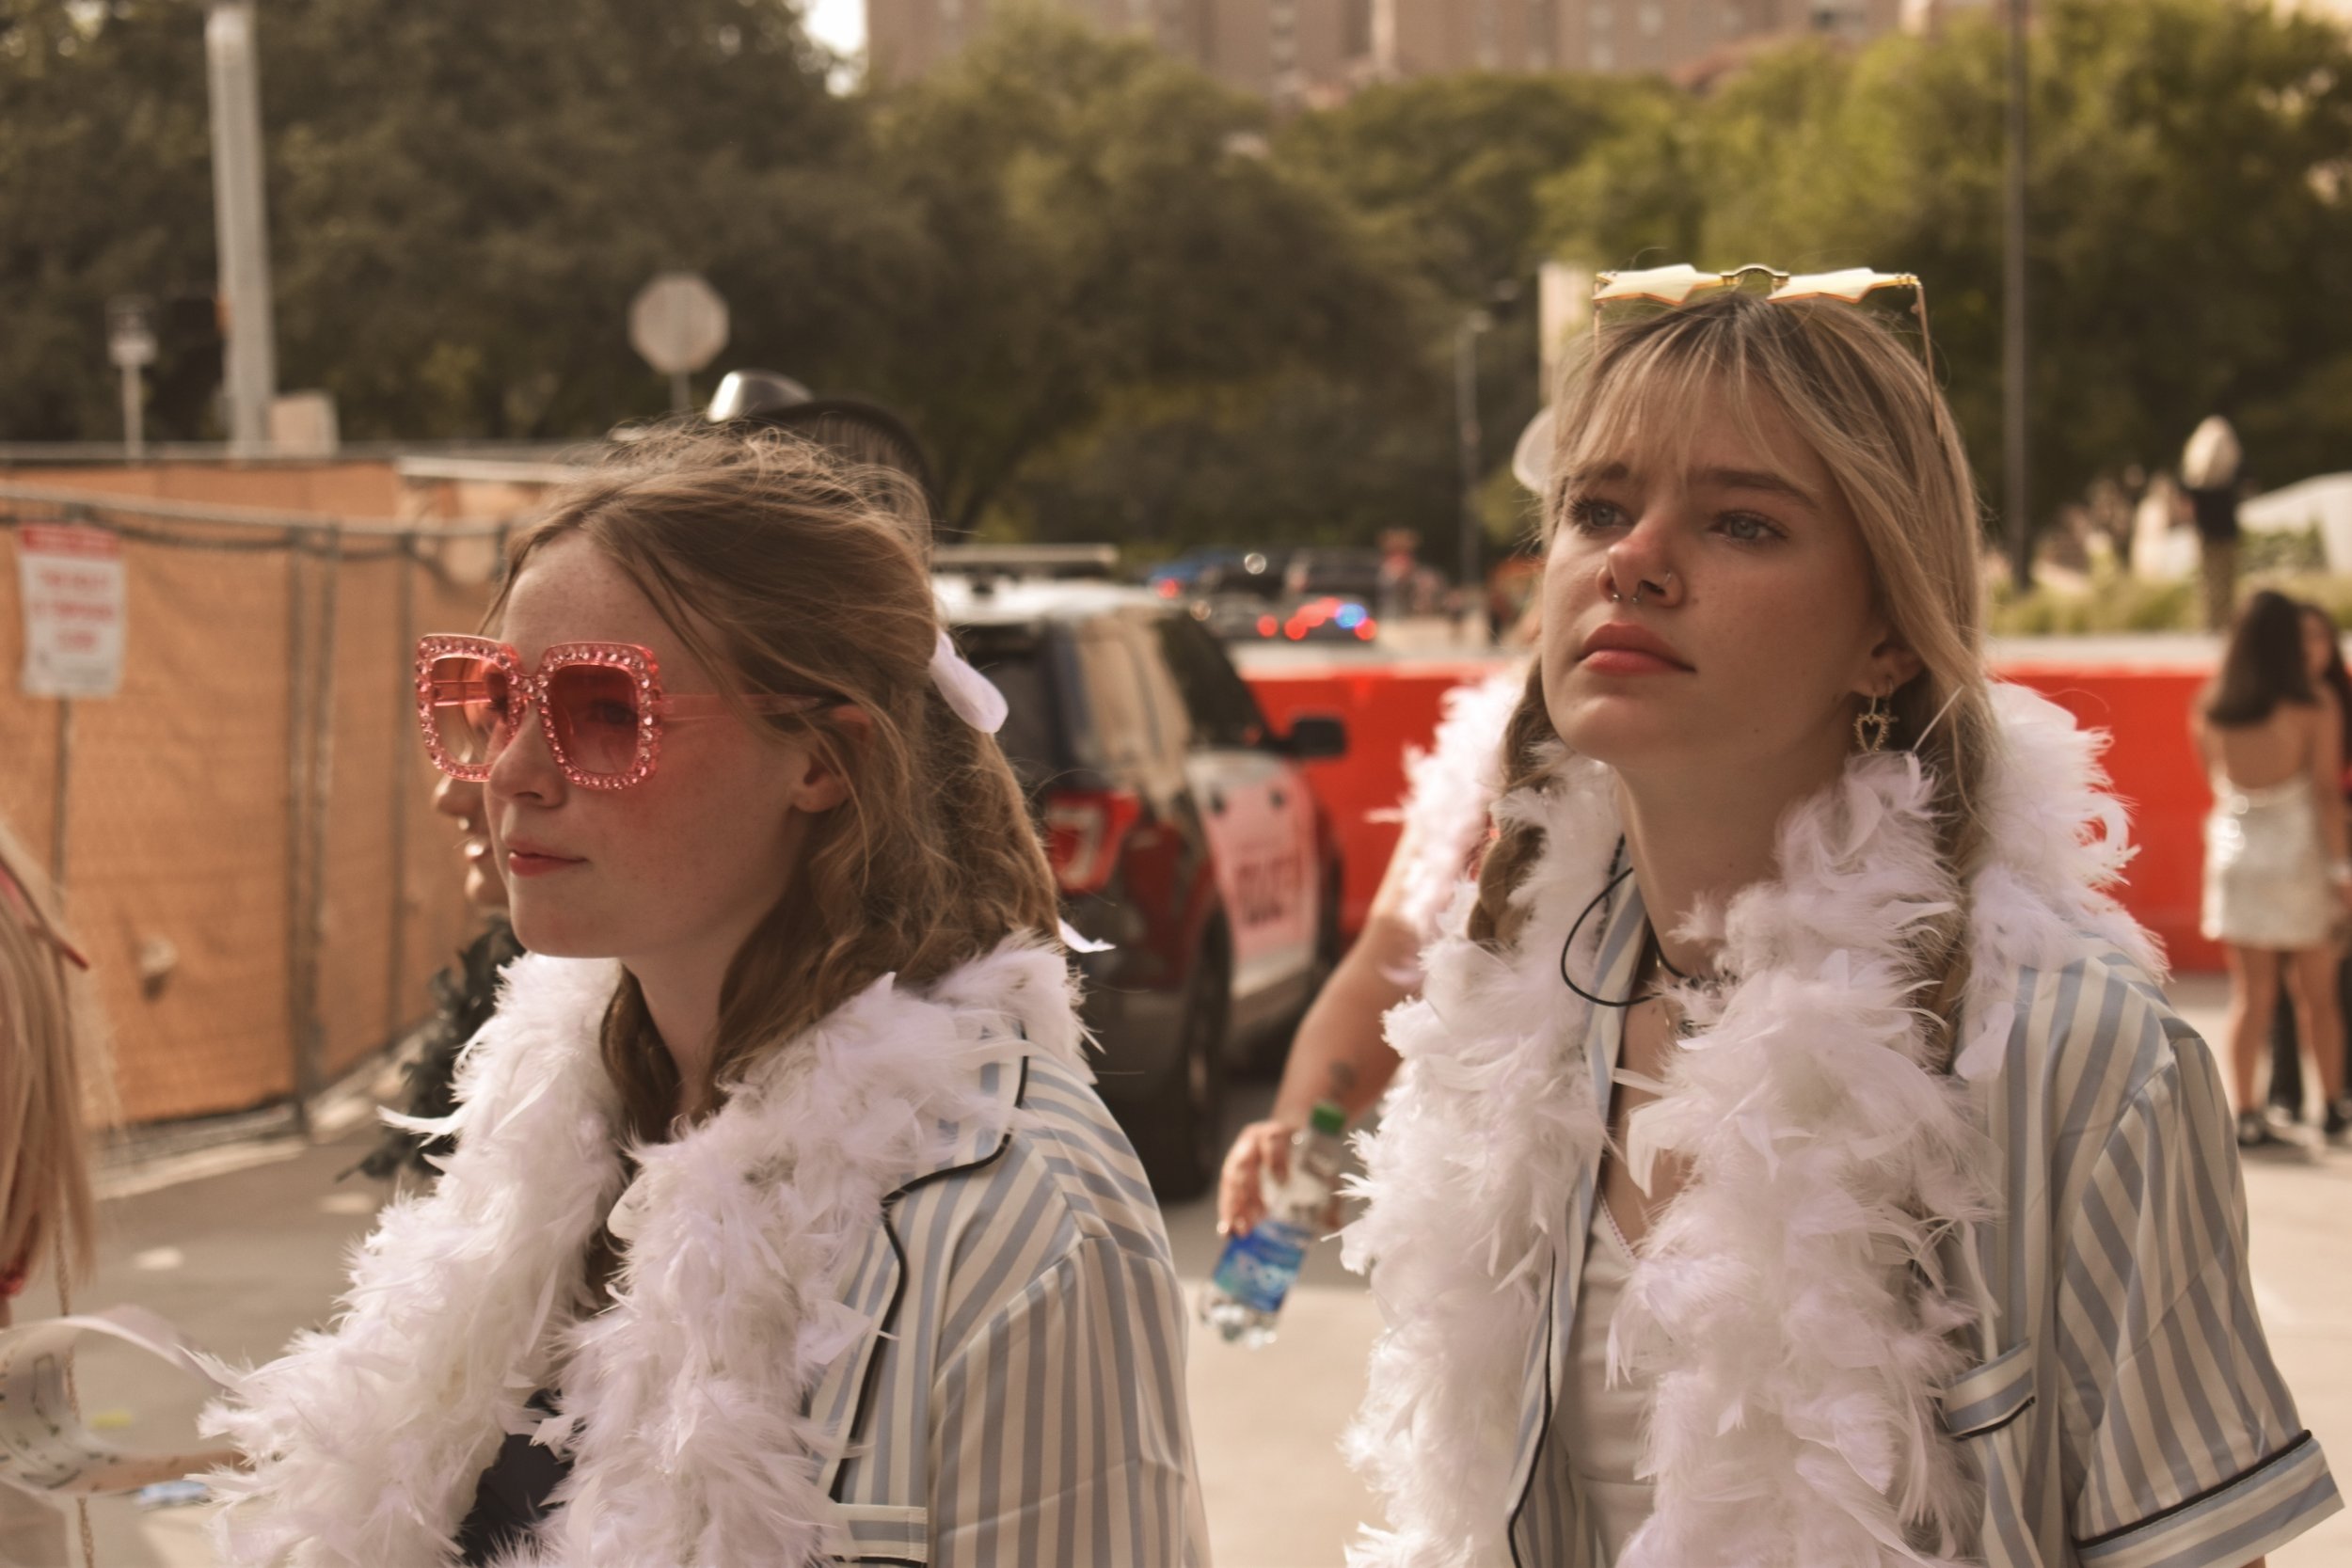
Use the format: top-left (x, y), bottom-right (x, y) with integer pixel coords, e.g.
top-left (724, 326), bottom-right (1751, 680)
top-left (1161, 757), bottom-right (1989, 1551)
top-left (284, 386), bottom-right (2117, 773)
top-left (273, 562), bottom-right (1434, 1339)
top-left (1073, 620), bottom-right (1156, 773)
top-left (1123, 611), bottom-right (1194, 755)
top-left (1153, 611), bottom-right (1266, 750)
top-left (953, 623), bottom-right (1063, 788)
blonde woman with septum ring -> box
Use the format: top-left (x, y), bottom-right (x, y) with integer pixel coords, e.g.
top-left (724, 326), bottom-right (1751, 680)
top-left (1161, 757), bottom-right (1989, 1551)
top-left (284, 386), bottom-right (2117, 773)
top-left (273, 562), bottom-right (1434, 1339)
top-left (201, 429), bottom-right (1206, 1567)
top-left (1342, 268), bottom-right (2338, 1568)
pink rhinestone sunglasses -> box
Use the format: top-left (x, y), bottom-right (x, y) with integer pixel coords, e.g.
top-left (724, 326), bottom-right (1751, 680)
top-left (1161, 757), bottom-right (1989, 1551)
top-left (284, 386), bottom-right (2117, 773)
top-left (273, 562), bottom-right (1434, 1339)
top-left (415, 634), bottom-right (830, 792)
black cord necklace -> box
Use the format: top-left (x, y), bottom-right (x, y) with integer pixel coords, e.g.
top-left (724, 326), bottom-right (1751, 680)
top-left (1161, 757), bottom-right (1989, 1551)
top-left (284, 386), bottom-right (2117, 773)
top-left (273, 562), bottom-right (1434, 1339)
top-left (1559, 841), bottom-right (1655, 1009)
top-left (1558, 840), bottom-right (1725, 1009)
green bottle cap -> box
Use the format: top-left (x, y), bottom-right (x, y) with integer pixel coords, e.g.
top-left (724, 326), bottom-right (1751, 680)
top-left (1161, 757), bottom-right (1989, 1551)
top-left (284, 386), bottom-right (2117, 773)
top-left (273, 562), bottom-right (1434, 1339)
top-left (1309, 1101), bottom-right (1346, 1138)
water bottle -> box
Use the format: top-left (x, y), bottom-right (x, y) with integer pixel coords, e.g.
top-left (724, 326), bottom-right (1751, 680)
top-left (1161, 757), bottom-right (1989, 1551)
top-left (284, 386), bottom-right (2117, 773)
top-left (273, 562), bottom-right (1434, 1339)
top-left (1202, 1101), bottom-right (1347, 1347)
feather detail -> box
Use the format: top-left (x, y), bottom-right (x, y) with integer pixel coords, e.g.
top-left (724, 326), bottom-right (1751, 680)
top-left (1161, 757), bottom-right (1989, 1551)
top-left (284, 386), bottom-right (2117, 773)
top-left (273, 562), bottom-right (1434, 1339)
top-left (1344, 684), bottom-right (2154, 1567)
top-left (1379, 665), bottom-right (1529, 952)
top-left (200, 936), bottom-right (1081, 1568)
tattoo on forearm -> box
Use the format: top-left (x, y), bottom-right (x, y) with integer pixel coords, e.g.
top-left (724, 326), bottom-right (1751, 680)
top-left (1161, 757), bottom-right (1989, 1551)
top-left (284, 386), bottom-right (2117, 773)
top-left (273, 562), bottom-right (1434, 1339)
top-left (1327, 1061), bottom-right (1358, 1095)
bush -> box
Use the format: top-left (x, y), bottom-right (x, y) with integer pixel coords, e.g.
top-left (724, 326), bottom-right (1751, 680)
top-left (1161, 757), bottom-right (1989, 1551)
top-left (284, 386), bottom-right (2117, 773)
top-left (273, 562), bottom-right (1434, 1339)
top-left (1986, 573), bottom-right (2199, 636)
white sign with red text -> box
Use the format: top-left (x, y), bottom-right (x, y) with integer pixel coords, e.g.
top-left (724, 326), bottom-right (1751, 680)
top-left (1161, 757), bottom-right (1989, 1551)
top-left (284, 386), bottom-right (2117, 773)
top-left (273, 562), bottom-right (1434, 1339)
top-left (16, 524), bottom-right (125, 699)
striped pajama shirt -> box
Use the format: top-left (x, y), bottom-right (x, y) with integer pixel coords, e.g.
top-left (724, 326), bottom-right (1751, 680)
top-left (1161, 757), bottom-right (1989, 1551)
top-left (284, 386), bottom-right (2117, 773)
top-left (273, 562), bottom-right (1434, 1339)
top-left (809, 1051), bottom-right (1210, 1566)
top-left (1509, 882), bottom-right (2340, 1568)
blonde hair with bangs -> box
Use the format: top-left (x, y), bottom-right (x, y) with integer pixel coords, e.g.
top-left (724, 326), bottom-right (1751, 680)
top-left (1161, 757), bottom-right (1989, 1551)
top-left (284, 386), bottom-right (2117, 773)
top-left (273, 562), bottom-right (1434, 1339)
top-left (489, 426), bottom-right (1061, 1141)
top-left (1474, 289), bottom-right (1996, 1062)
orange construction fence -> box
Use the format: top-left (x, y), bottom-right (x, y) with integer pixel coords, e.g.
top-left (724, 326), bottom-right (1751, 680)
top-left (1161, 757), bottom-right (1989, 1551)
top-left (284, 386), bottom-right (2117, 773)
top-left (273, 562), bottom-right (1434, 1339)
top-left (1242, 652), bottom-right (2226, 974)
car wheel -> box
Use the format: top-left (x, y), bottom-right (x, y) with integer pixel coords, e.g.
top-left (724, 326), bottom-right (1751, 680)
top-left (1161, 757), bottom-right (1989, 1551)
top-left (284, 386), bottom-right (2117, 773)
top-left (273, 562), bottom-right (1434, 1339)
top-left (1131, 928), bottom-right (1228, 1202)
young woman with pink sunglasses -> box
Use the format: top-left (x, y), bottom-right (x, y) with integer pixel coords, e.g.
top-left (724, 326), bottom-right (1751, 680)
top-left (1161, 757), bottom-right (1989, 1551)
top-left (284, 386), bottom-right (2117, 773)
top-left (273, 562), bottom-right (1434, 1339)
top-left (204, 428), bottom-right (1206, 1566)
top-left (1343, 275), bottom-right (2335, 1568)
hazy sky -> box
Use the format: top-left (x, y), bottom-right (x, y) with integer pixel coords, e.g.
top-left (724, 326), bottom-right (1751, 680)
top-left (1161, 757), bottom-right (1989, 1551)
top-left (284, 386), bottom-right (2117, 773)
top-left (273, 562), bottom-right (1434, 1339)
top-left (807, 0), bottom-right (865, 60)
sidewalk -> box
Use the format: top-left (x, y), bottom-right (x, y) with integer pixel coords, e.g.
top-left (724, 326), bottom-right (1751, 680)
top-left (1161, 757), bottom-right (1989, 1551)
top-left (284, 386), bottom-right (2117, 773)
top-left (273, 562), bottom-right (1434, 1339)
top-left (58, 976), bottom-right (2352, 1567)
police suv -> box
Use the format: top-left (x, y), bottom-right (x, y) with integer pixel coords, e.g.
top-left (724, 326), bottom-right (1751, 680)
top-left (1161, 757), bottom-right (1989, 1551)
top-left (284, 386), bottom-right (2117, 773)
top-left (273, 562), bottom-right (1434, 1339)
top-left (937, 550), bottom-right (1348, 1198)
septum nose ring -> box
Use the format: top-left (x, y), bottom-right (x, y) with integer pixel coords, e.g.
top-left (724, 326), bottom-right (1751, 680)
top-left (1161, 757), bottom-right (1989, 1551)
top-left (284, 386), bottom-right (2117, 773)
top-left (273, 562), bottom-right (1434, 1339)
top-left (1607, 570), bottom-right (1676, 606)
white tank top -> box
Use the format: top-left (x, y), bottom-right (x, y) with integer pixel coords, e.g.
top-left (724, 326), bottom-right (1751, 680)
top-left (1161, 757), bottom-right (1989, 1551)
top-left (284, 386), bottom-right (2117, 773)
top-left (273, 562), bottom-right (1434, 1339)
top-left (1553, 1201), bottom-right (1657, 1562)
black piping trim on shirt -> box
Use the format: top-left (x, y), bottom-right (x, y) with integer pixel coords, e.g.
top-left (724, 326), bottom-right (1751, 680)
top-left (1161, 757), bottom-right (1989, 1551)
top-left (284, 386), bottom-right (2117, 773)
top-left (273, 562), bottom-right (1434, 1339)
top-left (827, 1054), bottom-right (1032, 1506)
top-left (2071, 1429), bottom-right (2316, 1550)
top-left (1948, 1394), bottom-right (2037, 1442)
top-left (1505, 1251), bottom-right (1560, 1568)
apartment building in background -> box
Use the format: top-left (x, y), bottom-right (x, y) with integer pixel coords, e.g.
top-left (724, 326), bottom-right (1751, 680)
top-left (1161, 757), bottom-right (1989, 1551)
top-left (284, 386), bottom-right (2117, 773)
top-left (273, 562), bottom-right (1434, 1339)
top-left (866, 0), bottom-right (1951, 105)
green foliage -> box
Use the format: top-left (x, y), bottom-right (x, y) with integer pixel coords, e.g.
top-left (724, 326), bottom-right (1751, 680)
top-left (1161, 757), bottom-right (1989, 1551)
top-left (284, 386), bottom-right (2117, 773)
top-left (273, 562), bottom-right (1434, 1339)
top-left (851, 15), bottom-right (1422, 531)
top-left (1274, 71), bottom-right (1634, 304)
top-left (15, 0), bottom-right (2351, 565)
top-left (1986, 574), bottom-right (2200, 635)
top-left (0, 0), bottom-right (861, 440)
top-left (1546, 0), bottom-right (2352, 543)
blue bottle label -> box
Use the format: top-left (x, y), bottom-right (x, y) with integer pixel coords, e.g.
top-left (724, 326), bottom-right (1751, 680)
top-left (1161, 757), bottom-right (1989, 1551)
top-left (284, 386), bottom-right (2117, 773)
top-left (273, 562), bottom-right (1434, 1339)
top-left (1211, 1219), bottom-right (1311, 1314)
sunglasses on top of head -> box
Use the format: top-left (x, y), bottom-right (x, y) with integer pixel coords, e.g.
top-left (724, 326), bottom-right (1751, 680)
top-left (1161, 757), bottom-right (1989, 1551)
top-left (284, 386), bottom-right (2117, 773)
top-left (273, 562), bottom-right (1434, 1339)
top-left (414, 634), bottom-right (835, 792)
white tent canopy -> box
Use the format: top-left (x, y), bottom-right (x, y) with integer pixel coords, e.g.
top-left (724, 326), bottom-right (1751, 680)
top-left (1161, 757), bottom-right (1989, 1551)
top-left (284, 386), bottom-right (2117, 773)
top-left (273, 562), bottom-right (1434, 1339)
top-left (2241, 472), bottom-right (2352, 570)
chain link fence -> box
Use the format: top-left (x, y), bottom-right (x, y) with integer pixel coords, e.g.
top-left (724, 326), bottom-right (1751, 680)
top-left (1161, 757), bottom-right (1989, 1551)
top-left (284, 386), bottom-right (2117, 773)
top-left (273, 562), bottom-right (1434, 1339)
top-left (0, 483), bottom-right (505, 1132)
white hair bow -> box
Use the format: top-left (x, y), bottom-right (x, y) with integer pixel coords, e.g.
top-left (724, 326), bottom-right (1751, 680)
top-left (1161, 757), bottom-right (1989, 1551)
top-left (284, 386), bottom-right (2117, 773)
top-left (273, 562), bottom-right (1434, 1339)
top-left (929, 628), bottom-right (1009, 734)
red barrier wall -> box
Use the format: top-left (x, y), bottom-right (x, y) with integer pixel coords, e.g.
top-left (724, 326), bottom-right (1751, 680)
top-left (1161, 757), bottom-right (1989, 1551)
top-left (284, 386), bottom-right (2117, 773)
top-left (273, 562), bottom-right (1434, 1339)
top-left (1245, 653), bottom-right (2224, 974)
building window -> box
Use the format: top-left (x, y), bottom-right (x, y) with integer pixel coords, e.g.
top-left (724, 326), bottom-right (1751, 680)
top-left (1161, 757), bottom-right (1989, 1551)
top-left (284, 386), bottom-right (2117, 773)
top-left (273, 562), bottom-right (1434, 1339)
top-left (1592, 38), bottom-right (1616, 68)
top-left (1590, 2), bottom-right (1613, 28)
top-left (1638, 1), bottom-right (1662, 34)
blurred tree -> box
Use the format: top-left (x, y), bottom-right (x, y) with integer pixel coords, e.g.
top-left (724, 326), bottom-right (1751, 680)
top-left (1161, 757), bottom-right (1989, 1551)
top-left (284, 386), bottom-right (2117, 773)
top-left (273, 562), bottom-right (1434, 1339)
top-left (0, 0), bottom-right (862, 440)
top-left (1545, 0), bottom-right (2352, 537)
top-left (0, 2), bottom-right (219, 440)
top-left (851, 16), bottom-right (1422, 533)
top-left (1277, 71), bottom-right (1649, 304)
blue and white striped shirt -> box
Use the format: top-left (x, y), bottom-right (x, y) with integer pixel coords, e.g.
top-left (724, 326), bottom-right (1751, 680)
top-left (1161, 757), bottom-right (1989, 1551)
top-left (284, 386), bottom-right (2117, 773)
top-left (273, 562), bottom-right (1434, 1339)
top-left (1512, 882), bottom-right (2340, 1568)
top-left (808, 1050), bottom-right (1210, 1566)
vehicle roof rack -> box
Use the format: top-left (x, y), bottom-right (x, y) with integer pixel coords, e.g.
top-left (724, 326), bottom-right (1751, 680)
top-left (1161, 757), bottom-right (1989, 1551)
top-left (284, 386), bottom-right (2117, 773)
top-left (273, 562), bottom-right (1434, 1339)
top-left (933, 544), bottom-right (1119, 580)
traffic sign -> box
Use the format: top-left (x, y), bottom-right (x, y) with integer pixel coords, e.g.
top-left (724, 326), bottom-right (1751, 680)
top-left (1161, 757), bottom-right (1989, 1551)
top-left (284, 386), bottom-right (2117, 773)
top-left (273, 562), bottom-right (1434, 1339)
top-left (628, 273), bottom-right (729, 377)
top-left (106, 296), bottom-right (157, 370)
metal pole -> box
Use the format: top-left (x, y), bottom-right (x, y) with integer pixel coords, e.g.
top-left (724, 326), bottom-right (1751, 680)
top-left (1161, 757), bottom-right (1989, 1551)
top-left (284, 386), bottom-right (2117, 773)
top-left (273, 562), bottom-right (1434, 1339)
top-left (49, 700), bottom-right (73, 892)
top-left (119, 362), bottom-right (145, 459)
top-left (384, 536), bottom-right (415, 1043)
top-left (205, 3), bottom-right (277, 455)
top-left (297, 528), bottom-right (343, 1119)
top-left (1454, 314), bottom-right (1486, 632)
top-left (670, 371), bottom-right (691, 415)
top-left (282, 536), bottom-right (312, 1134)
top-left (2003, 0), bottom-right (2032, 591)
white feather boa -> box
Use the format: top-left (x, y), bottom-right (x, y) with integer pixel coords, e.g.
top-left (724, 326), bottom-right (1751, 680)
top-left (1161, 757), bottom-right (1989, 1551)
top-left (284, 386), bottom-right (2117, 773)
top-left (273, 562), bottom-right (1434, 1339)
top-left (1384, 664), bottom-right (1534, 949)
top-left (1342, 684), bottom-right (2157, 1568)
top-left (199, 936), bottom-right (1083, 1568)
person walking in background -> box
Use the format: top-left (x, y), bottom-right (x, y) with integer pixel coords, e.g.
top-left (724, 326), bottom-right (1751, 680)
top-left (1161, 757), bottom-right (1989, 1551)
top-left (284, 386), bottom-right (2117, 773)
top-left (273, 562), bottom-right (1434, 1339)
top-left (0, 818), bottom-right (100, 1567)
top-left (2266, 599), bottom-right (2352, 1129)
top-left (1217, 661), bottom-right (1524, 1238)
top-left (2183, 413), bottom-right (2245, 631)
top-left (2198, 589), bottom-right (2352, 1146)
top-left (352, 773), bottom-right (524, 1184)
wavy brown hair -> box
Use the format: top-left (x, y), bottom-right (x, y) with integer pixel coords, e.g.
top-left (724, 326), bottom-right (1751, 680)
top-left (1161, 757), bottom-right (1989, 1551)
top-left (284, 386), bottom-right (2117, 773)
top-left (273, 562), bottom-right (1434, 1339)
top-left (488, 426), bottom-right (1060, 1142)
top-left (0, 818), bottom-right (100, 1291)
top-left (1471, 289), bottom-right (1996, 1064)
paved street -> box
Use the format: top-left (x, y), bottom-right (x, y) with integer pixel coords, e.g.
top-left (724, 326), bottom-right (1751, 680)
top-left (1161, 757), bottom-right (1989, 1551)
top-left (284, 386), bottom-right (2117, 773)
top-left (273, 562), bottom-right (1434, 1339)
top-left (47, 977), bottom-right (2352, 1567)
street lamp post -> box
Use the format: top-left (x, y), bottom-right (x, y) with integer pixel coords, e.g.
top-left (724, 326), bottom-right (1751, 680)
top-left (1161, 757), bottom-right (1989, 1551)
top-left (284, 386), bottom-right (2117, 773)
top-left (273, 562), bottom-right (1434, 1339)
top-left (205, 2), bottom-right (278, 454)
top-left (107, 296), bottom-right (157, 459)
top-left (2003, 0), bottom-right (2033, 591)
